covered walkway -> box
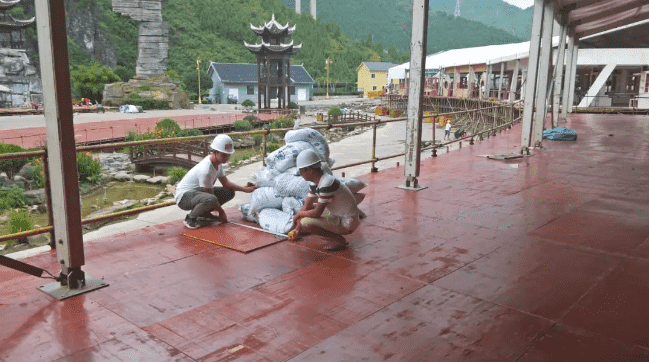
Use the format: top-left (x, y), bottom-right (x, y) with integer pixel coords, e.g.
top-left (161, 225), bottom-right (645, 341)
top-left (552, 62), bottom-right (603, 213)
top-left (1, 113), bottom-right (649, 361)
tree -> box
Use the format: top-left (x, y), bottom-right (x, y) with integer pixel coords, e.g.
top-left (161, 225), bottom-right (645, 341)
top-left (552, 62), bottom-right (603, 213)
top-left (70, 62), bottom-right (121, 103)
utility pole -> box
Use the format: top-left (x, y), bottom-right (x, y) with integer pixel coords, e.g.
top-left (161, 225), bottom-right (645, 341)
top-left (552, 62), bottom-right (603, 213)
top-left (197, 57), bottom-right (202, 104)
top-left (325, 58), bottom-right (332, 100)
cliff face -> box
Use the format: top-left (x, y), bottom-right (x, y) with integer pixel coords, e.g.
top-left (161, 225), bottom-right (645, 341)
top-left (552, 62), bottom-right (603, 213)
top-left (64, 0), bottom-right (117, 67)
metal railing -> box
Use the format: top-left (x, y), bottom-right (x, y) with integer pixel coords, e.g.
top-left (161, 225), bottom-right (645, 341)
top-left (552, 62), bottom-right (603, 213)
top-left (0, 101), bottom-right (521, 246)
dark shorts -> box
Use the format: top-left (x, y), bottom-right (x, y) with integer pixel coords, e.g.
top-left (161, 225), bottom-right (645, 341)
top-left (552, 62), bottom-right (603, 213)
top-left (177, 187), bottom-right (235, 218)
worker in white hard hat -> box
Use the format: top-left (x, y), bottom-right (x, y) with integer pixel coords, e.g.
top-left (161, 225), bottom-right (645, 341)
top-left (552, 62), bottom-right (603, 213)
top-left (288, 149), bottom-right (361, 251)
top-left (174, 134), bottom-right (258, 229)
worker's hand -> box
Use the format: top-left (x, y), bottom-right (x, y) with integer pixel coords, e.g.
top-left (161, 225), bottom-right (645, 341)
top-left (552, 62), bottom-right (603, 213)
top-left (292, 212), bottom-right (304, 226)
top-left (218, 211), bottom-right (228, 224)
top-left (288, 223), bottom-right (300, 241)
top-left (244, 184), bottom-right (258, 193)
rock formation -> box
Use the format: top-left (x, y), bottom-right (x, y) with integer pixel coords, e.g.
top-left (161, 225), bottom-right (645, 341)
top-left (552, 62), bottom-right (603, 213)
top-left (112, 0), bottom-right (168, 78)
top-left (0, 48), bottom-right (42, 108)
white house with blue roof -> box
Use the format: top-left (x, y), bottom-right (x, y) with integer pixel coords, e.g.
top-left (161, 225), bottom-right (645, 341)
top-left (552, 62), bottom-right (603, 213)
top-left (207, 62), bottom-right (315, 105)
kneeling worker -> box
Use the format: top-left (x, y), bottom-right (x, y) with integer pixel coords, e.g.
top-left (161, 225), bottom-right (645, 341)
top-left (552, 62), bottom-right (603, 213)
top-left (175, 134), bottom-right (257, 229)
top-left (289, 149), bottom-right (361, 250)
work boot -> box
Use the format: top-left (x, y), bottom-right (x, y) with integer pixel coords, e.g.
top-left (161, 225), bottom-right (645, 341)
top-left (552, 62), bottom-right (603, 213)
top-left (184, 215), bottom-right (200, 229)
top-left (197, 212), bottom-right (219, 221)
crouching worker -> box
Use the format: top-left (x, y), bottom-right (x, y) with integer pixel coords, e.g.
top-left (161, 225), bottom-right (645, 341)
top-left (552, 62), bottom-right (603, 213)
top-left (175, 134), bottom-right (257, 229)
top-left (289, 149), bottom-right (361, 250)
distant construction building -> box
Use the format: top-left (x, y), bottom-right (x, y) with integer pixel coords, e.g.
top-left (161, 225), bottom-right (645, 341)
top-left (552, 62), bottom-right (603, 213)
top-left (295, 0), bottom-right (316, 20)
top-left (388, 40), bottom-right (649, 109)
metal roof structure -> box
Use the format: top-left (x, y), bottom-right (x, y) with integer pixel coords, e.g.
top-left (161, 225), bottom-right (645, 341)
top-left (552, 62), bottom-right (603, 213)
top-left (358, 62), bottom-right (397, 72)
top-left (207, 62), bottom-right (315, 84)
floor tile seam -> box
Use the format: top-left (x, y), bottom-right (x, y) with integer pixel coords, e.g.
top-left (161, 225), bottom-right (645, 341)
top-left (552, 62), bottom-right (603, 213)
top-left (526, 235), bottom-right (631, 261)
top-left (430, 282), bottom-right (559, 324)
top-left (510, 320), bottom-right (560, 362)
top-left (554, 255), bottom-right (625, 324)
top-left (547, 321), bottom-right (649, 354)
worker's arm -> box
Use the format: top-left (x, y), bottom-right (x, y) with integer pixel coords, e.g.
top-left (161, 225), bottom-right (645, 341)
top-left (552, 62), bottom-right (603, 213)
top-left (218, 176), bottom-right (258, 193)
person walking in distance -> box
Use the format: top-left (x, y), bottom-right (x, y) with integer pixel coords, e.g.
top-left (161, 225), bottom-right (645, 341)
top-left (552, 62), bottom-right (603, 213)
top-left (444, 119), bottom-right (452, 140)
top-left (175, 134), bottom-right (257, 229)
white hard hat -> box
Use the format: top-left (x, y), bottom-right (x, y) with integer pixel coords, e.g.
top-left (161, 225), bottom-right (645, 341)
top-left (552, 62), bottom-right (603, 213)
top-left (210, 134), bottom-right (235, 154)
top-left (296, 149), bottom-right (321, 169)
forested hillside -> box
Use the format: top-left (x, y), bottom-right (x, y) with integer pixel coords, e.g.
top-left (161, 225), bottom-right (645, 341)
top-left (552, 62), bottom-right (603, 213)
top-left (283, 0), bottom-right (533, 44)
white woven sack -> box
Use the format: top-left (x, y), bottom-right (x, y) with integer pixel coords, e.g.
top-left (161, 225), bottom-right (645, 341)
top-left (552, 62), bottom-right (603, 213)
top-left (265, 141), bottom-right (312, 172)
top-left (239, 203), bottom-right (259, 223)
top-left (337, 177), bottom-right (366, 193)
top-left (284, 128), bottom-right (330, 160)
top-left (282, 197), bottom-right (304, 214)
top-left (259, 208), bottom-right (293, 234)
top-left (284, 166), bottom-right (300, 176)
top-left (249, 187), bottom-right (284, 215)
top-left (274, 173), bottom-right (311, 198)
top-left (256, 167), bottom-right (279, 188)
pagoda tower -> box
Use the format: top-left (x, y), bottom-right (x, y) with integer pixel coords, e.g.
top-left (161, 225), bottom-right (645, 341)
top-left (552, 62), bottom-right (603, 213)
top-left (0, 0), bottom-right (35, 49)
top-left (245, 14), bottom-right (301, 110)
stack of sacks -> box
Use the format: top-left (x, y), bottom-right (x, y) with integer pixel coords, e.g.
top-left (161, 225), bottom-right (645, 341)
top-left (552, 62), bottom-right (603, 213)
top-left (240, 127), bottom-right (366, 234)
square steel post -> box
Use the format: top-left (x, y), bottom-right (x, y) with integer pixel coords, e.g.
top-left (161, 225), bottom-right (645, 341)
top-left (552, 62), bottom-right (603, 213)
top-left (498, 62), bottom-right (505, 100)
top-left (568, 43), bottom-right (579, 112)
top-left (561, 28), bottom-right (574, 121)
top-left (35, 0), bottom-right (108, 299)
top-left (532, 0), bottom-right (554, 147)
top-left (520, 0), bottom-right (545, 152)
top-left (400, 0), bottom-right (428, 191)
top-left (552, 18), bottom-right (567, 127)
top-left (509, 59), bottom-right (520, 102)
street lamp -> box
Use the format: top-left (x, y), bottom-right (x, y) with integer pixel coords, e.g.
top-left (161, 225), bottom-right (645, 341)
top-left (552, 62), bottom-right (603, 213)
top-left (196, 57), bottom-right (202, 105)
top-left (325, 58), bottom-right (332, 100)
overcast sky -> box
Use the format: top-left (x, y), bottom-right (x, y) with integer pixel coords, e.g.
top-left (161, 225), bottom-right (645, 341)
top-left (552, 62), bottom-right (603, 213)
top-left (502, 0), bottom-right (534, 9)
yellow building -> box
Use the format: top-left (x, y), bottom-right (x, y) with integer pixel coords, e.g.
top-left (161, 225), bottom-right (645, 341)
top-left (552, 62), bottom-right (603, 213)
top-left (356, 62), bottom-right (396, 98)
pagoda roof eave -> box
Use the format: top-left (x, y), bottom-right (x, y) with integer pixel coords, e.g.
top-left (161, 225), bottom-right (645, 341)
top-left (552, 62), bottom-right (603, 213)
top-left (0, 0), bottom-right (21, 11)
top-left (244, 41), bottom-right (302, 55)
top-left (249, 14), bottom-right (295, 36)
top-left (0, 16), bottom-right (36, 29)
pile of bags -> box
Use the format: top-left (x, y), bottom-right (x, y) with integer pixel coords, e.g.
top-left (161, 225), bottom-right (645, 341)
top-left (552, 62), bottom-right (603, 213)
top-left (240, 127), bottom-right (366, 234)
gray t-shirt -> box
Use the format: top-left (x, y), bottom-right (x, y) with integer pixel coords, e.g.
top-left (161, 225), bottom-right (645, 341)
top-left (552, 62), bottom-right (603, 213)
top-left (174, 156), bottom-right (225, 203)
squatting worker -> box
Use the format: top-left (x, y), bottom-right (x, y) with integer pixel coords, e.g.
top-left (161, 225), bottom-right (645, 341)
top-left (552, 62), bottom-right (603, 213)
top-left (175, 134), bottom-right (257, 229)
top-left (289, 149), bottom-right (361, 251)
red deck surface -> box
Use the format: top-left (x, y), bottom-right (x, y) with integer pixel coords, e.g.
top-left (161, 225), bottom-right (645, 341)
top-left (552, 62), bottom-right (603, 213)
top-left (0, 112), bottom-right (278, 148)
top-left (1, 113), bottom-right (649, 361)
top-left (182, 222), bottom-right (285, 253)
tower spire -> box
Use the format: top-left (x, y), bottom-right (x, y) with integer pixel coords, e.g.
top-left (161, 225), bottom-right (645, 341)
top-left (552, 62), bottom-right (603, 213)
top-left (454, 0), bottom-right (461, 18)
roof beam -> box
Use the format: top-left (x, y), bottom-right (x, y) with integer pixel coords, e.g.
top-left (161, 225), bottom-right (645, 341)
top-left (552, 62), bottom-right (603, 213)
top-left (568, 0), bottom-right (649, 26)
top-left (575, 4), bottom-right (649, 37)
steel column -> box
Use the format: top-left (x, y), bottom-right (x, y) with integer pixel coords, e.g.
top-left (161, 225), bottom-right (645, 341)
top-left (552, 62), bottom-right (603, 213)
top-left (400, 0), bottom-right (428, 190)
top-left (532, 0), bottom-right (554, 147)
top-left (520, 0), bottom-right (545, 151)
top-left (509, 59), bottom-right (520, 102)
top-left (561, 28), bottom-right (575, 121)
top-left (485, 63), bottom-right (492, 98)
top-left (498, 62), bottom-right (505, 100)
top-left (552, 18), bottom-right (567, 127)
top-left (568, 43), bottom-right (579, 112)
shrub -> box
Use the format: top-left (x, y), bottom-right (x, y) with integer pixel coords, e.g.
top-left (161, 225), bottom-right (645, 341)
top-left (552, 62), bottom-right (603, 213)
top-left (0, 184), bottom-right (26, 211)
top-left (252, 135), bottom-right (263, 146)
top-left (0, 143), bottom-right (28, 177)
top-left (266, 143), bottom-right (281, 153)
top-left (328, 106), bottom-right (342, 116)
top-left (177, 129), bottom-right (203, 137)
top-left (233, 120), bottom-right (253, 132)
top-left (127, 93), bottom-right (171, 110)
top-left (155, 118), bottom-right (181, 134)
top-left (269, 117), bottom-right (294, 129)
top-left (76, 152), bottom-right (102, 184)
top-left (30, 160), bottom-right (44, 189)
top-left (8, 209), bottom-right (32, 243)
top-left (167, 166), bottom-right (188, 184)
top-left (243, 115), bottom-right (258, 124)
top-left (241, 99), bottom-right (255, 107)
top-left (289, 101), bottom-right (298, 109)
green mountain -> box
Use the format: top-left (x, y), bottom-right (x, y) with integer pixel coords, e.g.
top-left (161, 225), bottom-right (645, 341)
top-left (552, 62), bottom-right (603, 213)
top-left (284, 0), bottom-right (532, 47)
top-left (281, 0), bottom-right (527, 54)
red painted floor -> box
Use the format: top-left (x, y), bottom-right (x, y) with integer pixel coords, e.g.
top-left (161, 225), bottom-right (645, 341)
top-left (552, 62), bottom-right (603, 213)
top-left (1, 113), bottom-right (649, 361)
top-left (0, 112), bottom-right (278, 148)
